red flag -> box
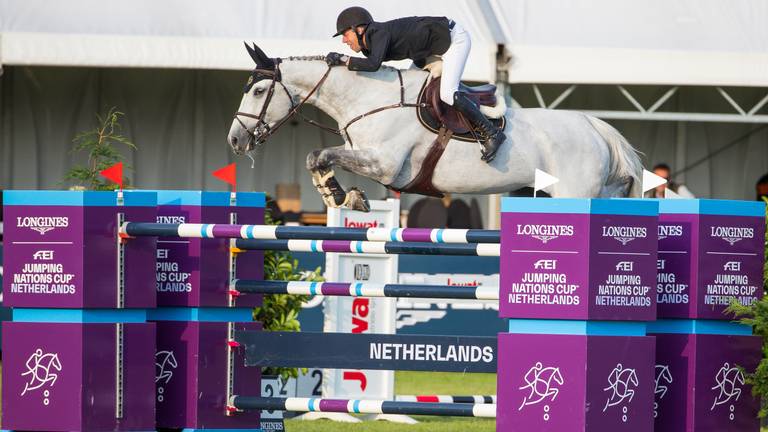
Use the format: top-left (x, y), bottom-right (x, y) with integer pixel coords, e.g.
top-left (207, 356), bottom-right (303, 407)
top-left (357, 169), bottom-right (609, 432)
top-left (212, 163), bottom-right (237, 191)
top-left (100, 162), bottom-right (124, 190)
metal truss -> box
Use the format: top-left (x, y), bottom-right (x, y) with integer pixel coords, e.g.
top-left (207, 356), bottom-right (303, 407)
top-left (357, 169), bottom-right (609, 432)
top-left (511, 84), bottom-right (768, 123)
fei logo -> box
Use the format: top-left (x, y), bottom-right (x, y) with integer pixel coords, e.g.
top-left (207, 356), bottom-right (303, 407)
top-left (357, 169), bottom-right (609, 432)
top-left (16, 216), bottom-right (69, 235)
top-left (616, 261), bottom-right (634, 272)
top-left (516, 224), bottom-right (574, 244)
top-left (723, 261), bottom-right (741, 272)
top-left (603, 363), bottom-right (639, 423)
top-left (534, 259), bottom-right (557, 270)
top-left (518, 362), bottom-right (564, 422)
top-left (711, 226), bottom-right (754, 246)
top-left (711, 362), bottom-right (744, 421)
top-left (21, 348), bottom-right (62, 406)
top-left (602, 226), bottom-right (647, 246)
top-left (155, 350), bottom-right (178, 403)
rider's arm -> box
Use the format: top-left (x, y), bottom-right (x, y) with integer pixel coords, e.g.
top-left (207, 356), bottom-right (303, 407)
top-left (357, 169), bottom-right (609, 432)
top-left (348, 29), bottom-right (391, 72)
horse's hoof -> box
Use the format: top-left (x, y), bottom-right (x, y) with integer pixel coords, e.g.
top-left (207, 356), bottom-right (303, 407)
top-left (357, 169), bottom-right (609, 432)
top-left (346, 188), bottom-right (371, 212)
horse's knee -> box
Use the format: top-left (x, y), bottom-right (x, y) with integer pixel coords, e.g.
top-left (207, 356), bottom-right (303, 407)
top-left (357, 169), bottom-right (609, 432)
top-left (306, 150), bottom-right (323, 170)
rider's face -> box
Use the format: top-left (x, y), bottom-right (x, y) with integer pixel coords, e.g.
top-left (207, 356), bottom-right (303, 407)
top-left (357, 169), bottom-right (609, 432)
top-left (342, 28), bottom-right (362, 52)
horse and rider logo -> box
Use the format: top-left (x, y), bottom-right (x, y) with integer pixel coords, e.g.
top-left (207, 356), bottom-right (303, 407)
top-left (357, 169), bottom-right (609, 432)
top-left (20, 349), bottom-right (62, 406)
top-left (155, 350), bottom-right (179, 403)
top-left (654, 364), bottom-right (673, 400)
top-left (518, 362), bottom-right (564, 421)
top-left (711, 362), bottom-right (744, 421)
top-left (603, 363), bottom-right (639, 422)
top-left (653, 364), bottom-right (674, 419)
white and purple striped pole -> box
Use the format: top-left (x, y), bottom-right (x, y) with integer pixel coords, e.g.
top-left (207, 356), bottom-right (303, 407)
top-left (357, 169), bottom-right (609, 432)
top-left (120, 222), bottom-right (500, 244)
top-left (232, 280), bottom-right (500, 300)
top-left (229, 396), bottom-right (496, 418)
top-left (232, 239), bottom-right (501, 256)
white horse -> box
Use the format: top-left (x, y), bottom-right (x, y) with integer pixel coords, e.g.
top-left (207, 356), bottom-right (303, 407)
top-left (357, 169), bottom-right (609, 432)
top-left (228, 45), bottom-right (643, 212)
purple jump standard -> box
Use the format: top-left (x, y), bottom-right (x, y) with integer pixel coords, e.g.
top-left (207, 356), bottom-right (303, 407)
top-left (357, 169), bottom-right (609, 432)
top-left (146, 191), bottom-right (265, 431)
top-left (1, 190), bottom-right (158, 432)
top-left (497, 198), bottom-right (659, 432)
top-left (649, 199), bottom-right (765, 432)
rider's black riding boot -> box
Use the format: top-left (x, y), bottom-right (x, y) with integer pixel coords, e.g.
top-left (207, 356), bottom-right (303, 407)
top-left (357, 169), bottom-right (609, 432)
top-left (453, 91), bottom-right (505, 163)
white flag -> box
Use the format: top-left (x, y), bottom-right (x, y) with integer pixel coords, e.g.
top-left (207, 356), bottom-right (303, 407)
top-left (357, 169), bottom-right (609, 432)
top-left (642, 169), bottom-right (667, 193)
top-left (664, 188), bottom-right (683, 199)
top-left (534, 169), bottom-right (559, 196)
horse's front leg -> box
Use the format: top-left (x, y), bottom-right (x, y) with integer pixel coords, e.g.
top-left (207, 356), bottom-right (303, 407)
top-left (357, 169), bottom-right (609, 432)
top-left (307, 148), bottom-right (372, 212)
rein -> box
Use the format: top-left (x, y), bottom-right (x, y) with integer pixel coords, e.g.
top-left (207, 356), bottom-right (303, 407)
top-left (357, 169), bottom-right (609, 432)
top-left (234, 62), bottom-right (424, 148)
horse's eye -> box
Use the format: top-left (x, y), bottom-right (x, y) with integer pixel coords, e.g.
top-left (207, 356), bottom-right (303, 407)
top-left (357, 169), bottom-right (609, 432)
top-left (254, 87), bottom-right (265, 95)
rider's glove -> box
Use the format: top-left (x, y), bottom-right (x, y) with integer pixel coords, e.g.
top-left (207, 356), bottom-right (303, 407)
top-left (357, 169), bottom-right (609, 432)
top-left (325, 52), bottom-right (349, 66)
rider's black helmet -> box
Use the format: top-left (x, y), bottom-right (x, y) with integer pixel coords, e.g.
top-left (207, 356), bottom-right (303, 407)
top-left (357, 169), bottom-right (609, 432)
top-left (333, 7), bottom-right (373, 37)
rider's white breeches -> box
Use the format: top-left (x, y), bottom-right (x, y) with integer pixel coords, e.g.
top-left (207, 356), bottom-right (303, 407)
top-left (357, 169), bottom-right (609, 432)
top-left (439, 22), bottom-right (471, 106)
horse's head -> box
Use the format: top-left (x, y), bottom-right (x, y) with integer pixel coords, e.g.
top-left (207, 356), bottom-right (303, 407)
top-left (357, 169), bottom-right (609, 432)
top-left (228, 43), bottom-right (294, 155)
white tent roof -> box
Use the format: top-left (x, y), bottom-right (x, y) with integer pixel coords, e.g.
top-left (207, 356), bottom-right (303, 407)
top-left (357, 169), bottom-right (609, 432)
top-left (492, 0), bottom-right (768, 86)
top-left (0, 0), bottom-right (499, 82)
top-left (1, 0), bottom-right (767, 86)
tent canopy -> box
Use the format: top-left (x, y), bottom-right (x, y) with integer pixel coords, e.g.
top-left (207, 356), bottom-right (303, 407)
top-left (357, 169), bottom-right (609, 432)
top-left (1, 0), bottom-right (767, 85)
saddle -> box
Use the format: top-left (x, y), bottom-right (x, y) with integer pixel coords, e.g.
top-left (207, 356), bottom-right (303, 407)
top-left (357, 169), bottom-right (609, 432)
top-left (416, 77), bottom-right (506, 139)
top-left (389, 77), bottom-right (507, 198)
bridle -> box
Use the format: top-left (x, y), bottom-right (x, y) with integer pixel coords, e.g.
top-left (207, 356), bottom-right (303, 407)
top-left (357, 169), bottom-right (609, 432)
top-left (233, 59), bottom-right (424, 150)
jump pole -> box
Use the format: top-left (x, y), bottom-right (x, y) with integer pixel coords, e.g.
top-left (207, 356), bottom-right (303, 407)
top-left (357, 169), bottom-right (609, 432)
top-left (231, 280), bottom-right (499, 300)
top-left (120, 222), bottom-right (500, 244)
top-left (232, 239), bottom-right (501, 256)
top-left (229, 397), bottom-right (497, 418)
top-left (396, 395), bottom-right (497, 404)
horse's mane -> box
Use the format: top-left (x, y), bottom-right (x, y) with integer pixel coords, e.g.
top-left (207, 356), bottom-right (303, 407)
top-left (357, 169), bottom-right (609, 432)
top-left (281, 55), bottom-right (402, 73)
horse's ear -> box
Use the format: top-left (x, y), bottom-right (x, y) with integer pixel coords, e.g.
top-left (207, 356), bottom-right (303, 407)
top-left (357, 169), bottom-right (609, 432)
top-left (251, 43), bottom-right (275, 69)
top-left (244, 41), bottom-right (261, 65)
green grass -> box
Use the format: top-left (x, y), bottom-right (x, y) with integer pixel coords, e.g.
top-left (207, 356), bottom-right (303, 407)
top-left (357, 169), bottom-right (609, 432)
top-left (285, 371), bottom-right (497, 431)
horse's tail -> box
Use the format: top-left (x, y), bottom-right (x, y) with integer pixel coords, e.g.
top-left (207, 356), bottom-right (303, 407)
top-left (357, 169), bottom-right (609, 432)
top-left (586, 115), bottom-right (644, 197)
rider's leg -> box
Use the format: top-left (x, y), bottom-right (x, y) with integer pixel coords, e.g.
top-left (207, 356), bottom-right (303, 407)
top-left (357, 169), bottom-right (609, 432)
top-left (439, 22), bottom-right (470, 106)
top-left (441, 22), bottom-right (505, 163)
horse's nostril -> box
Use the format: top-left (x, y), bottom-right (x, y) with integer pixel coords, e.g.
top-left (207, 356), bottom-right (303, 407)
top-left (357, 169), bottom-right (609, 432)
top-left (230, 136), bottom-right (238, 147)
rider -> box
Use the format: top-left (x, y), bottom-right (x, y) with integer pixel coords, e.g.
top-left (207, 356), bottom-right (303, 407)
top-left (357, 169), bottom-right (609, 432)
top-left (326, 6), bottom-right (505, 163)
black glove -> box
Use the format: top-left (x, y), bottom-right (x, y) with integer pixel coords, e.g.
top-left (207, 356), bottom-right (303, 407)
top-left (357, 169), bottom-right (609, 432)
top-left (325, 52), bottom-right (348, 66)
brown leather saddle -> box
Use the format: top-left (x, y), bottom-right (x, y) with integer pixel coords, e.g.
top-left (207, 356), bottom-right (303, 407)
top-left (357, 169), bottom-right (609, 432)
top-left (416, 77), bottom-right (506, 140)
top-left (389, 78), bottom-right (507, 198)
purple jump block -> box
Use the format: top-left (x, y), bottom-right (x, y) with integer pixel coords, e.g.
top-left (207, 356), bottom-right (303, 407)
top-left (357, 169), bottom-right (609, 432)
top-left (497, 333), bottom-right (655, 432)
top-left (656, 199), bottom-right (765, 319)
top-left (1, 321), bottom-right (156, 432)
top-left (500, 198), bottom-right (658, 321)
top-left (2, 190), bottom-right (157, 309)
top-left (650, 333), bottom-right (760, 432)
top-left (154, 320), bottom-right (262, 430)
top-left (153, 191), bottom-right (264, 308)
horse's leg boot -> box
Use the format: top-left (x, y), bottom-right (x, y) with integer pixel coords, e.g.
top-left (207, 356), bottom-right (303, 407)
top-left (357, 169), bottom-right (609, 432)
top-left (312, 169), bottom-right (347, 207)
top-left (453, 91), bottom-right (506, 163)
top-left (343, 188), bottom-right (371, 212)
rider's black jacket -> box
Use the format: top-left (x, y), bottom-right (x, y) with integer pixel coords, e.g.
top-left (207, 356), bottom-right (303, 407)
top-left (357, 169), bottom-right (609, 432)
top-left (348, 16), bottom-right (452, 72)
